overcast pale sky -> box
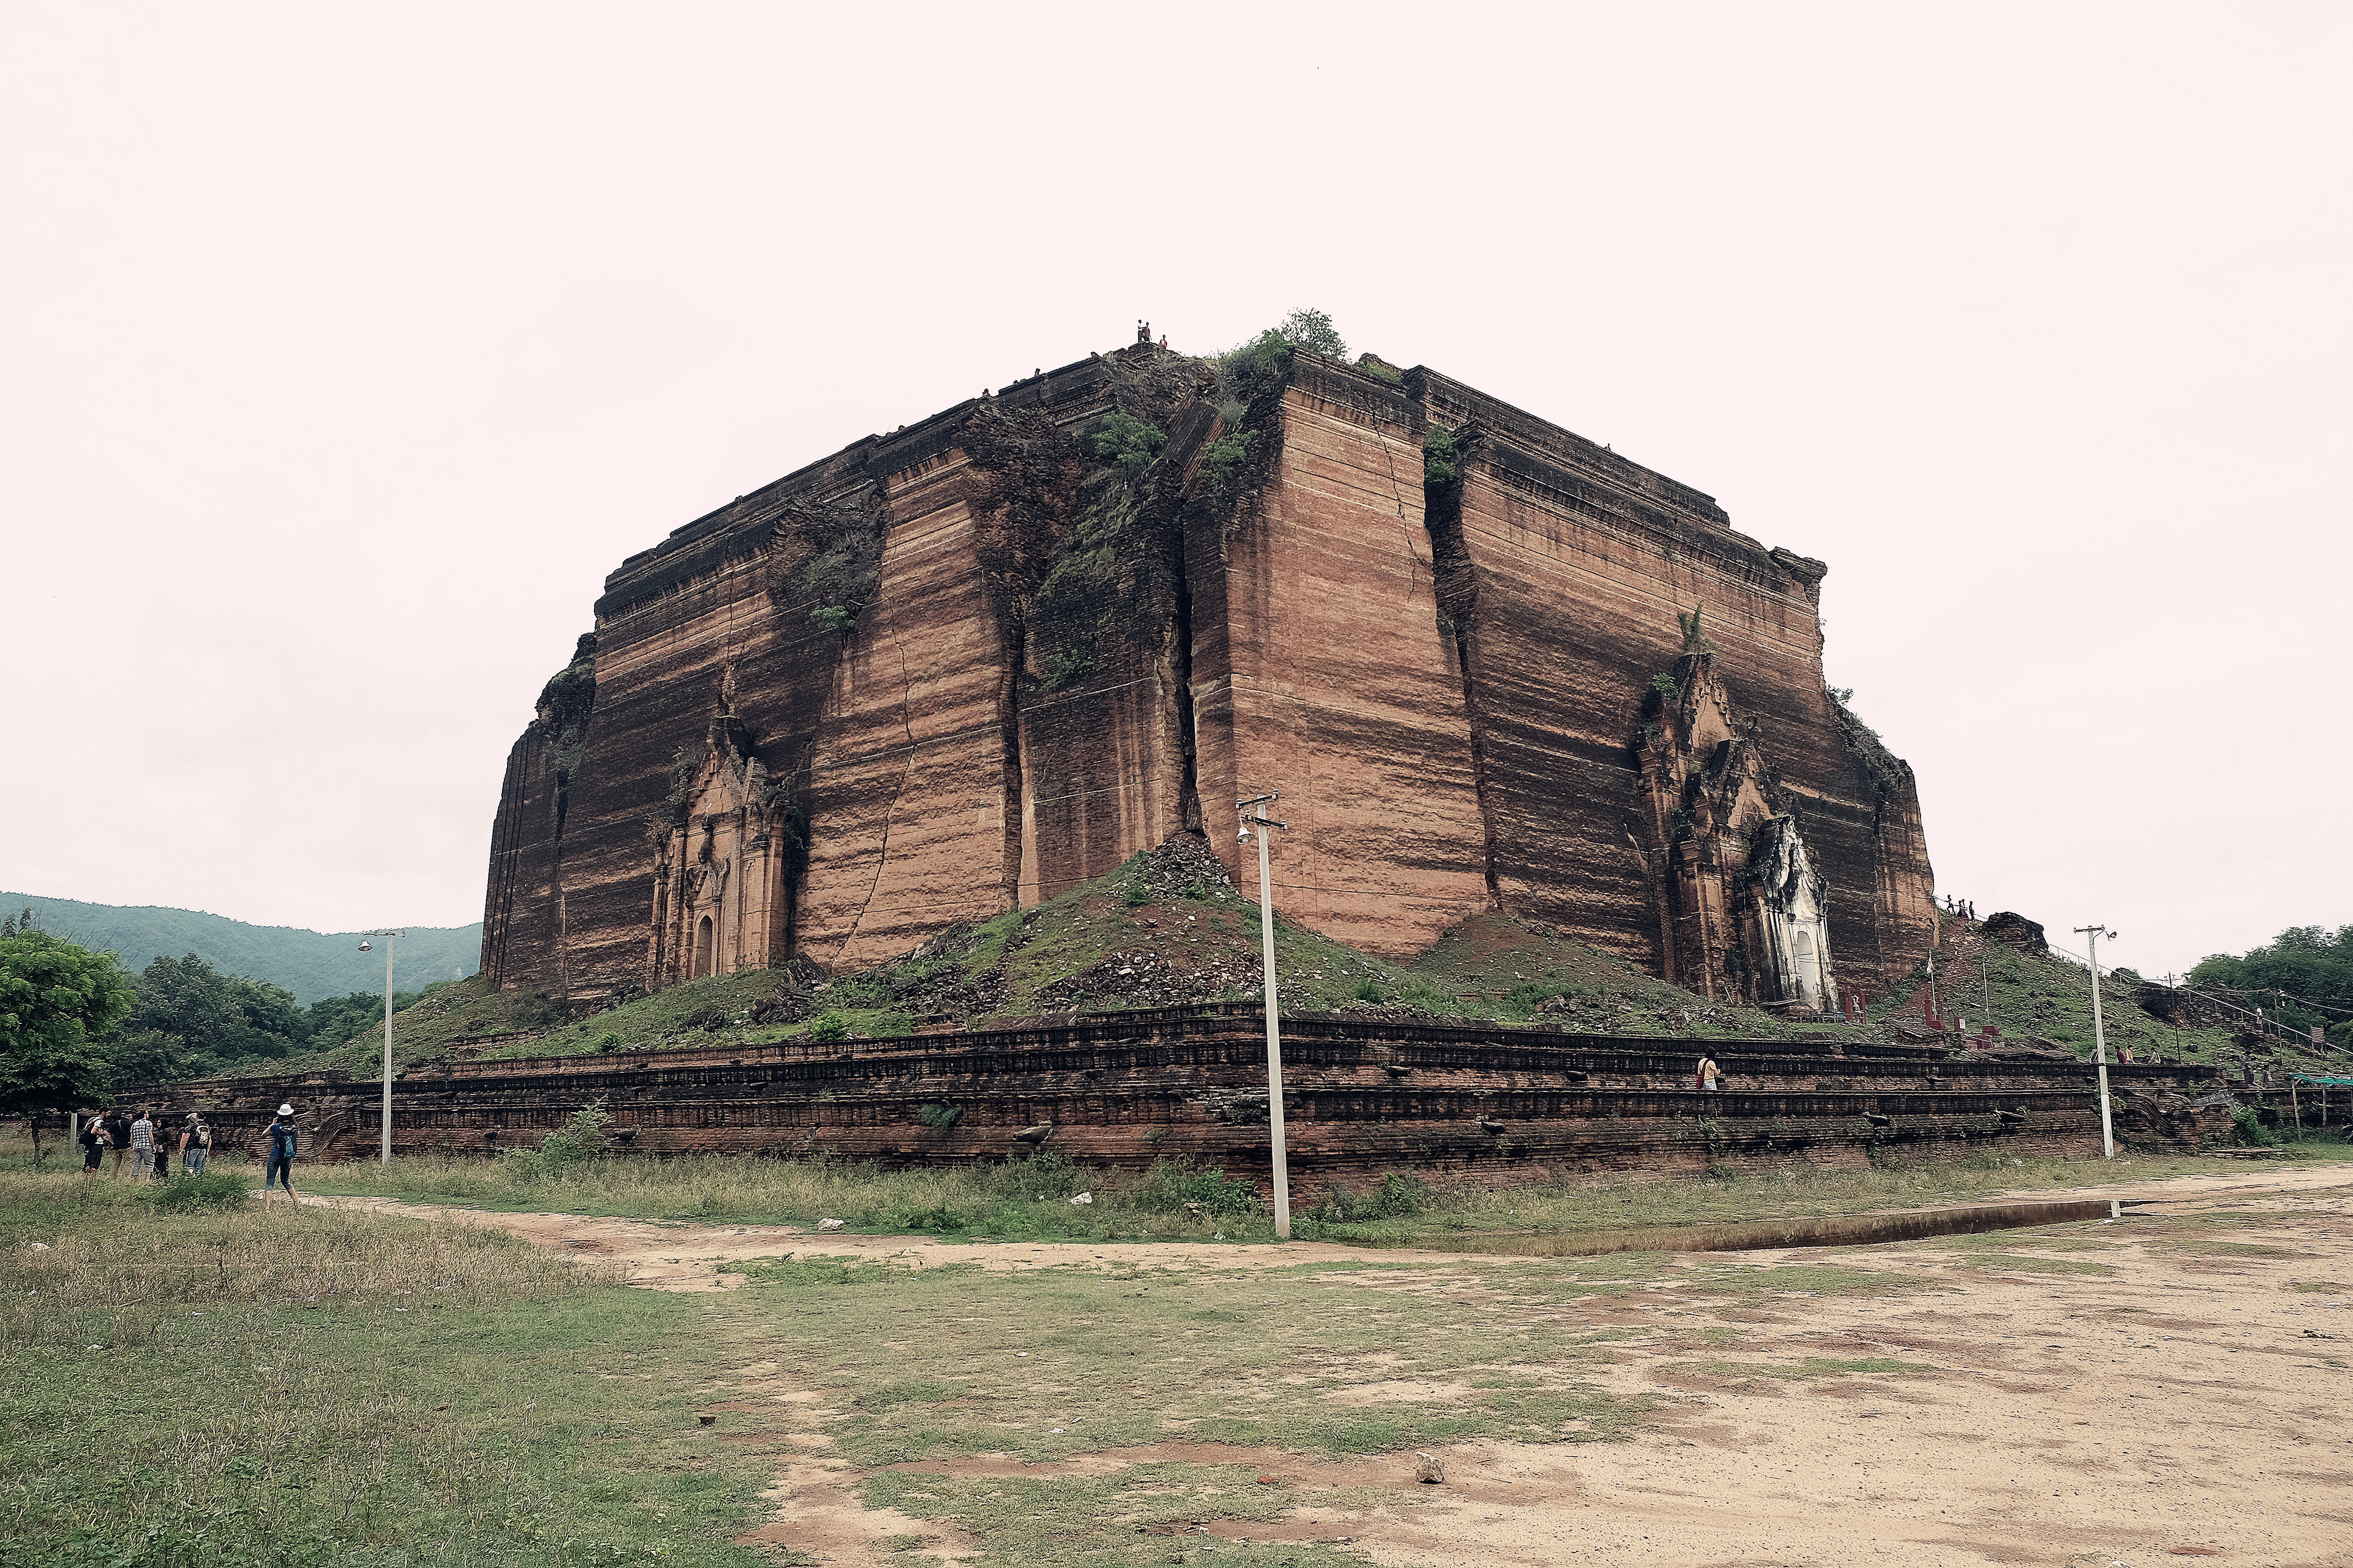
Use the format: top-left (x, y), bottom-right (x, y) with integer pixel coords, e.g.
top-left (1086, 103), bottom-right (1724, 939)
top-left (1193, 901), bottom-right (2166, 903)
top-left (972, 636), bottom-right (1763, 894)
top-left (2, 2), bottom-right (2344, 985)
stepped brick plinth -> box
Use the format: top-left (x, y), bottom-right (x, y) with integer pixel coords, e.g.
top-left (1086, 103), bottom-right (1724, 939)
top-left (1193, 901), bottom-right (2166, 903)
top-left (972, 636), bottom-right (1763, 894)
top-left (126, 1010), bottom-right (2232, 1187)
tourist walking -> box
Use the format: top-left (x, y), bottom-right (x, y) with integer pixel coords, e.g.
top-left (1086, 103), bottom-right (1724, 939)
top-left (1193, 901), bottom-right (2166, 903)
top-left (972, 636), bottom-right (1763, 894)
top-left (1697, 1055), bottom-right (1721, 1092)
top-left (179, 1113), bottom-right (212, 1176)
top-left (128, 1110), bottom-right (156, 1180)
top-left (79, 1117), bottom-right (104, 1175)
top-left (261, 1105), bottom-right (299, 1210)
top-left (104, 1109), bottom-right (131, 1176)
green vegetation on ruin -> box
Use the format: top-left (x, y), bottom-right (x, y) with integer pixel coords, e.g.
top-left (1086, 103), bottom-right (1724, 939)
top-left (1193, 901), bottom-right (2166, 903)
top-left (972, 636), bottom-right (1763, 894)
top-left (1869, 909), bottom-right (2254, 1066)
top-left (285, 843), bottom-right (1899, 1085)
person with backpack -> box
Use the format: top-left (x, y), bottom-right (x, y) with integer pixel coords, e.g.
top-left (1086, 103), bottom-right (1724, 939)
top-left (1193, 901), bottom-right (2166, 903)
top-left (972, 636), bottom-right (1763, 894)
top-left (179, 1113), bottom-right (212, 1176)
top-left (261, 1105), bottom-right (300, 1209)
top-left (128, 1110), bottom-right (156, 1180)
top-left (79, 1117), bottom-right (104, 1175)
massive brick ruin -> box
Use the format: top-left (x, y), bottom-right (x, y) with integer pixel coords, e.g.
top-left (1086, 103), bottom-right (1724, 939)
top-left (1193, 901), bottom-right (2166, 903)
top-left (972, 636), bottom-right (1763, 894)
top-left (481, 331), bottom-right (1936, 1012)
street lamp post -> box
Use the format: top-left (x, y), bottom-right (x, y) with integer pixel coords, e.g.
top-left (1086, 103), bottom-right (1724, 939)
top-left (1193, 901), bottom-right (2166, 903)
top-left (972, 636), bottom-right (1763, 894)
top-left (2074, 924), bottom-right (2118, 1159)
top-left (358, 930), bottom-right (404, 1164)
top-left (1237, 793), bottom-right (1291, 1240)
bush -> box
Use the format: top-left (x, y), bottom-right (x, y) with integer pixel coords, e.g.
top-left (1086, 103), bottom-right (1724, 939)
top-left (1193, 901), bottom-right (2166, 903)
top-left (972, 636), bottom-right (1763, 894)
top-left (538, 1100), bottom-right (611, 1164)
top-left (989, 1149), bottom-right (1081, 1201)
top-left (811, 605), bottom-right (855, 634)
top-left (2231, 1106), bottom-right (2278, 1147)
top-left (808, 1012), bottom-right (852, 1043)
top-left (1350, 979), bottom-right (1388, 1003)
top-left (1202, 431), bottom-right (1256, 498)
top-left (1424, 423), bottom-right (1459, 485)
top-left (142, 1171), bottom-right (251, 1213)
top-left (1305, 1172), bottom-right (1427, 1225)
top-left (1128, 1160), bottom-right (1260, 1217)
top-left (1091, 411), bottom-right (1165, 481)
top-left (916, 1103), bottom-right (962, 1132)
top-left (1277, 308), bottom-right (1347, 359)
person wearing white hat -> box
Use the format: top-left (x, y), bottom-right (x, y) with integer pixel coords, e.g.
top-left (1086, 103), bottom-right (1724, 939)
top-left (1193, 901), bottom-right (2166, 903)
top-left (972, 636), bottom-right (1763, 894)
top-left (261, 1104), bottom-right (300, 1210)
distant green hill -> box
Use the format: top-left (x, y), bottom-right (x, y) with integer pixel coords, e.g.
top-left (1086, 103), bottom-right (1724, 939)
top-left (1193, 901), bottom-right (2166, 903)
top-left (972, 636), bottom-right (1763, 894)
top-left (0, 892), bottom-right (479, 1004)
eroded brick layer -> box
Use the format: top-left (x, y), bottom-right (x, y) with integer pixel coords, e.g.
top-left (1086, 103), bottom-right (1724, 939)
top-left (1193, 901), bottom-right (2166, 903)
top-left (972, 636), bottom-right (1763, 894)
top-left (131, 1015), bottom-right (2230, 1179)
top-left (482, 342), bottom-right (1935, 1010)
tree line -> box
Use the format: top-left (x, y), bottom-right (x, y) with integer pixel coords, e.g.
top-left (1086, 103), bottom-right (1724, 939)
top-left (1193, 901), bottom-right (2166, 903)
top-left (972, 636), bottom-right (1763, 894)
top-left (2189, 923), bottom-right (2353, 1049)
top-left (1, 910), bottom-right (452, 1152)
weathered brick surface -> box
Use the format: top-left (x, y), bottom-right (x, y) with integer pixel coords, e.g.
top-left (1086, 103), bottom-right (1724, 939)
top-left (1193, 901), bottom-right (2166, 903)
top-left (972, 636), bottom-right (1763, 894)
top-left (127, 1014), bottom-right (2224, 1185)
top-left (481, 341), bottom-right (1935, 1012)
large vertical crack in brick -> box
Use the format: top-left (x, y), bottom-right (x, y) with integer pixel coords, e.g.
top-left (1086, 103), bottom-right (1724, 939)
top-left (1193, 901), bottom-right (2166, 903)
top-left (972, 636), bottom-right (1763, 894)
top-left (1422, 431), bottom-right (1503, 907)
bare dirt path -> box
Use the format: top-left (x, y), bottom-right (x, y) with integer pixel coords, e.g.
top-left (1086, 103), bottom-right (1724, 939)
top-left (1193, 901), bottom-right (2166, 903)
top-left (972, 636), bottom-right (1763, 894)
top-left (305, 1169), bottom-right (2353, 1566)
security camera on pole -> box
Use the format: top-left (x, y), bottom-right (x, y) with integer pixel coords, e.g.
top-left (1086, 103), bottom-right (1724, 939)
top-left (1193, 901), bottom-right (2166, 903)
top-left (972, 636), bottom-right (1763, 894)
top-left (1237, 793), bottom-right (1292, 1240)
top-left (358, 930), bottom-right (404, 1164)
top-left (2074, 925), bottom-right (2118, 1159)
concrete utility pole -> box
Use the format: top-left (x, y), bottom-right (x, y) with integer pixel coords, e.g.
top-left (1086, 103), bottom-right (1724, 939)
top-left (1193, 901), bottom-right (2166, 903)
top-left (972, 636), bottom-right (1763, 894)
top-left (2075, 925), bottom-right (2118, 1159)
top-left (1238, 793), bottom-right (1292, 1240)
top-left (359, 930), bottom-right (404, 1163)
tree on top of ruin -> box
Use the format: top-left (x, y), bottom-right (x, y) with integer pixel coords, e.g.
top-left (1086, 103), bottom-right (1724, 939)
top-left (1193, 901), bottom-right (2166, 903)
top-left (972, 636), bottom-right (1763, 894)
top-left (1276, 308), bottom-right (1347, 360)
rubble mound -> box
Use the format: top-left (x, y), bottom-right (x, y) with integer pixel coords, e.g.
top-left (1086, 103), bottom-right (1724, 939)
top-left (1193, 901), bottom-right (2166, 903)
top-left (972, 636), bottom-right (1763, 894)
top-left (1030, 946), bottom-right (1258, 1013)
top-left (1981, 911), bottom-right (2048, 955)
top-left (1123, 831), bottom-right (1237, 900)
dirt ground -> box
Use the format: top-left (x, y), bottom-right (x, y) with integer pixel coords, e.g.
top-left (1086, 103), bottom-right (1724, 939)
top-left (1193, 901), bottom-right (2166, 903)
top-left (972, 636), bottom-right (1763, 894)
top-left (309, 1167), bottom-right (2353, 1567)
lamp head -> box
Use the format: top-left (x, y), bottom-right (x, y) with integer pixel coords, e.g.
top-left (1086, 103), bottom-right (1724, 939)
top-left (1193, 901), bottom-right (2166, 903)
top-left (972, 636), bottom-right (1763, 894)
top-left (358, 941), bottom-right (372, 953)
top-left (1237, 823), bottom-right (1253, 843)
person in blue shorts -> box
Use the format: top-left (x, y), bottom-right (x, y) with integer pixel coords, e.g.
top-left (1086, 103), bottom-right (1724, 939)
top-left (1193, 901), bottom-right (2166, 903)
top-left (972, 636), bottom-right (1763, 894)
top-left (262, 1105), bottom-right (300, 1210)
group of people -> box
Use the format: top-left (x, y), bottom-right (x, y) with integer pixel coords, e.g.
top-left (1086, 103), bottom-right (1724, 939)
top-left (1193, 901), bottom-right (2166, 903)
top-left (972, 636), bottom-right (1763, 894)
top-left (75, 1103), bottom-right (304, 1206)
top-left (79, 1107), bottom-right (213, 1179)
top-left (1941, 896), bottom-right (1979, 920)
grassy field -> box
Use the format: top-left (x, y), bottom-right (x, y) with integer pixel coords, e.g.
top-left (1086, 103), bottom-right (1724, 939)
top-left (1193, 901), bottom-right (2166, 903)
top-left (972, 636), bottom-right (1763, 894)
top-left (9, 1134), bottom-right (2345, 1566)
top-left (0, 1174), bottom-right (781, 1567)
top-left (185, 1126), bottom-right (2353, 1247)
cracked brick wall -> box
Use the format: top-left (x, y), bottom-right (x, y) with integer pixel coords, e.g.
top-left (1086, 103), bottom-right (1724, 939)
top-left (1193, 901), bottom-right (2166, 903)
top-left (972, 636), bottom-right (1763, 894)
top-left (481, 341), bottom-right (1937, 1014)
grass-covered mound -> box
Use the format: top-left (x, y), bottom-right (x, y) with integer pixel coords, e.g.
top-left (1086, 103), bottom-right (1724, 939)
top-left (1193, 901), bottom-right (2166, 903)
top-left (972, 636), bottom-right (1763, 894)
top-left (204, 835), bottom-right (2289, 1085)
top-left (1870, 909), bottom-right (2255, 1067)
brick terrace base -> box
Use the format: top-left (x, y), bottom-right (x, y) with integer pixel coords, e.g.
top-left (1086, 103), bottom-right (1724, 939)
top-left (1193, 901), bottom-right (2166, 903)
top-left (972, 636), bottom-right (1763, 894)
top-left (125, 1008), bottom-right (2229, 1188)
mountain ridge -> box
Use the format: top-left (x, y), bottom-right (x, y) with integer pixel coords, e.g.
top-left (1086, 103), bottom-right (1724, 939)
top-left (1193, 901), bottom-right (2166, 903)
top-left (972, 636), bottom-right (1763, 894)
top-left (0, 890), bottom-right (479, 1005)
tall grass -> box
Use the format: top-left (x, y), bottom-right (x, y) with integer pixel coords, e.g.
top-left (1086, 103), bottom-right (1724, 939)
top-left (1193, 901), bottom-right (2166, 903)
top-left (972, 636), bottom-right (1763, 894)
top-left (300, 1146), bottom-right (1269, 1241)
top-left (0, 1169), bottom-right (761, 1567)
top-left (0, 1173), bottom-right (601, 1353)
top-left (289, 1137), bottom-right (2327, 1247)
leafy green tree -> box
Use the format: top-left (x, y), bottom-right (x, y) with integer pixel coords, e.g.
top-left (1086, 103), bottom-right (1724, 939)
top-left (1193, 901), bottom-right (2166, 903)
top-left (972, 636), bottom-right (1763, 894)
top-left (0, 915), bottom-right (134, 1166)
top-left (109, 953), bottom-right (306, 1078)
top-left (1277, 308), bottom-right (1347, 359)
top-left (1091, 411), bottom-right (1165, 481)
top-left (301, 987), bottom-right (423, 1051)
